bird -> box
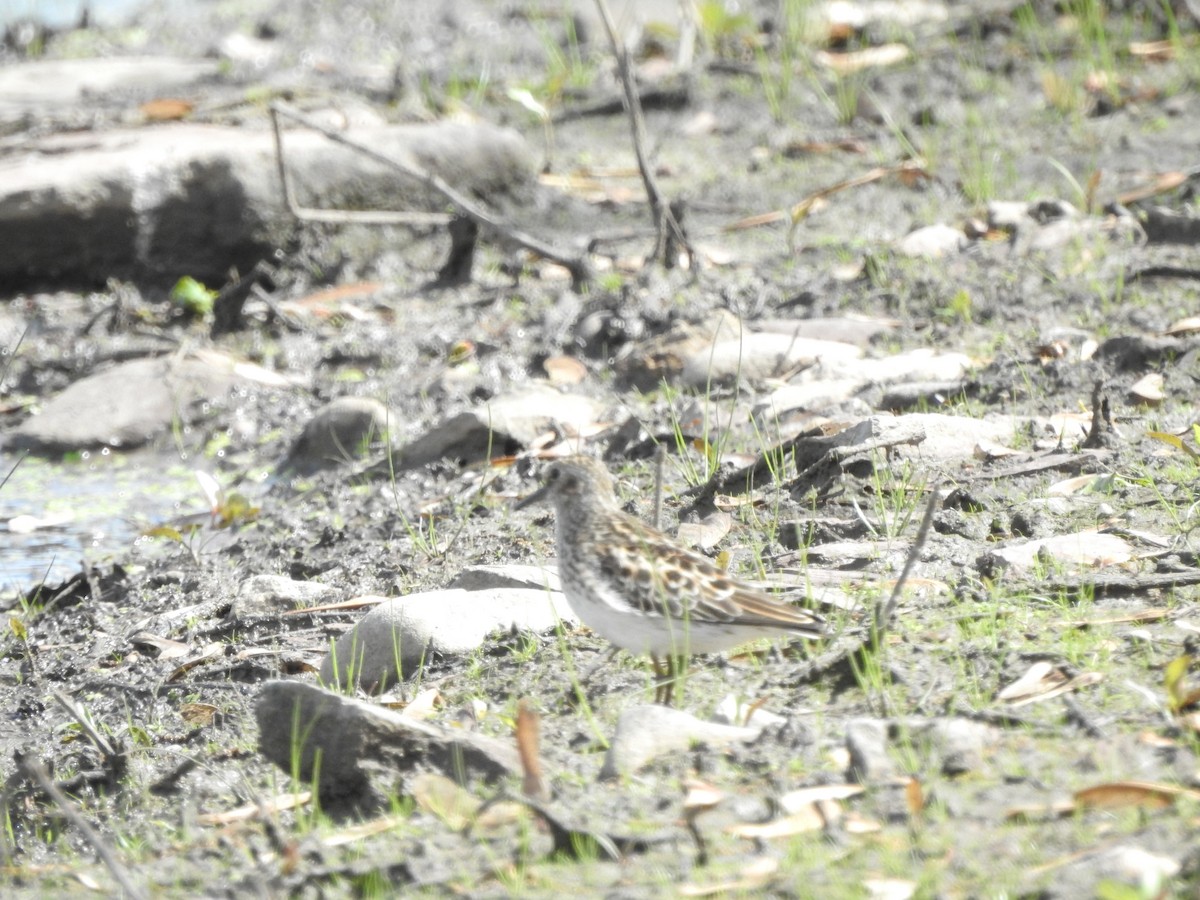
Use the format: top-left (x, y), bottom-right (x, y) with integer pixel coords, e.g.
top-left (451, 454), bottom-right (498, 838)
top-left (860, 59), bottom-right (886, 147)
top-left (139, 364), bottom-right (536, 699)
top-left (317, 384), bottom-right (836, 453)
top-left (516, 455), bottom-right (826, 704)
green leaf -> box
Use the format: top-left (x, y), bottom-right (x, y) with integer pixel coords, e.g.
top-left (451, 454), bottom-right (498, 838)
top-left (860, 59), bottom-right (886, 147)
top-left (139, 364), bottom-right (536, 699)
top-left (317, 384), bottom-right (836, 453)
top-left (144, 525), bottom-right (184, 543)
top-left (1165, 655), bottom-right (1191, 712)
top-left (170, 276), bottom-right (217, 317)
top-left (9, 617), bottom-right (26, 642)
top-left (1147, 430), bottom-right (1199, 460)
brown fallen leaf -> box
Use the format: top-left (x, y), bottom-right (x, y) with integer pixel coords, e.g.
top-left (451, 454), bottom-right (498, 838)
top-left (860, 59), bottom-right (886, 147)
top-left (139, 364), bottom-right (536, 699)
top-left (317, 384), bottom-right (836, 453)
top-left (905, 777), bottom-right (924, 821)
top-left (543, 355), bottom-right (587, 385)
top-left (140, 98), bottom-right (193, 121)
top-left (815, 43), bottom-right (910, 75)
top-left (1075, 780), bottom-right (1200, 810)
top-left (516, 699), bottom-right (548, 801)
top-left (1116, 171), bottom-right (1187, 206)
top-left (197, 790), bottom-right (313, 826)
top-left (179, 703), bottom-right (219, 727)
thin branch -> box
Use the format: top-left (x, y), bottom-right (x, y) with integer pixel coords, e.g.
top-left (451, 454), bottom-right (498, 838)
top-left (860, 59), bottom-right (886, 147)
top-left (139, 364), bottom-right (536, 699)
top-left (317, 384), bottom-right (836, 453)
top-left (269, 103), bottom-right (595, 289)
top-left (874, 480), bottom-right (941, 636)
top-left (593, 0), bottom-right (695, 271)
top-left (268, 106), bottom-right (449, 227)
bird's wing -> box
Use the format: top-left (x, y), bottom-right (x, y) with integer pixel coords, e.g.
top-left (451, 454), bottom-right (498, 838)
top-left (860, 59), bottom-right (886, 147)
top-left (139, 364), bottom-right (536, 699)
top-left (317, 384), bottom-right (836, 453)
top-left (595, 516), bottom-right (825, 636)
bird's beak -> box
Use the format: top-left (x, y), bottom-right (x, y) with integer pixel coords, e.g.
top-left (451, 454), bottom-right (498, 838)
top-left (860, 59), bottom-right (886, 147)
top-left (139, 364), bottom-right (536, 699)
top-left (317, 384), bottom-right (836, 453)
top-left (515, 481), bottom-right (551, 511)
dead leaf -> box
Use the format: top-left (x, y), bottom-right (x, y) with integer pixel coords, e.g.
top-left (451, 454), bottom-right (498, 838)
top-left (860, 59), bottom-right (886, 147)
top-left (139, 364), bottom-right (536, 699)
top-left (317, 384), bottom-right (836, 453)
top-left (399, 688), bottom-right (443, 720)
top-left (279, 282), bottom-right (384, 319)
top-left (516, 699), bottom-right (547, 801)
top-left (1164, 315), bottom-right (1200, 336)
top-left (179, 703), bottom-right (219, 727)
top-left (1129, 372), bottom-right (1165, 405)
top-left (974, 440), bottom-right (1020, 461)
top-left (683, 777), bottom-right (725, 814)
top-left (998, 661), bottom-right (1061, 701)
top-left (905, 777), bottom-right (924, 820)
top-left (167, 643), bottom-right (225, 682)
top-left (543, 355), bottom-right (587, 385)
top-left (1049, 608), bottom-right (1169, 629)
top-left (1129, 39), bottom-right (1175, 61)
top-left (1075, 780), bottom-right (1200, 810)
top-left (843, 811), bottom-right (883, 833)
top-left (679, 856), bottom-right (778, 896)
top-left (779, 783), bottom-right (864, 812)
top-left (816, 43), bottom-right (910, 74)
top-left (989, 530), bottom-right (1135, 571)
top-left (1116, 171), bottom-right (1188, 206)
top-left (284, 596), bottom-right (388, 616)
top-left (128, 631), bottom-right (191, 659)
top-left (998, 662), bottom-right (1103, 706)
top-left (197, 790), bottom-right (312, 825)
top-left (1047, 473), bottom-right (1115, 496)
top-left (726, 804), bottom-right (829, 838)
top-left (140, 98), bottom-right (193, 120)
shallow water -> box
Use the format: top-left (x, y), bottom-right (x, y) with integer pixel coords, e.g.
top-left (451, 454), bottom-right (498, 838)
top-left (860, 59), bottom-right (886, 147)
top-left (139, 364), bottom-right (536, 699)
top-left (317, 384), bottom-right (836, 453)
top-left (0, 448), bottom-right (203, 595)
top-left (0, 0), bottom-right (156, 28)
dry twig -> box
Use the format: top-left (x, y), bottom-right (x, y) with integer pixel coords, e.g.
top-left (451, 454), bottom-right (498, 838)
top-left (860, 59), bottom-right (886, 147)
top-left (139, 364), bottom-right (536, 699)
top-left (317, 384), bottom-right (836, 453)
top-left (269, 103), bottom-right (595, 289)
top-left (592, 0), bottom-right (695, 271)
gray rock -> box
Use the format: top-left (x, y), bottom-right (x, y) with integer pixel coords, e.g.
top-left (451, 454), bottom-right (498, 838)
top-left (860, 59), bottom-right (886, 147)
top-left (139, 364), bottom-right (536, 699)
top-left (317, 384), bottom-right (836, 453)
top-left (912, 717), bottom-right (997, 776)
top-left (282, 397), bottom-right (396, 473)
top-left (0, 120), bottom-right (535, 289)
top-left (255, 681), bottom-right (520, 809)
top-left (600, 704), bottom-right (762, 780)
top-left (681, 332), bottom-right (861, 388)
top-left (8, 354), bottom-right (243, 453)
top-left (399, 385), bottom-right (602, 469)
top-left (845, 718), bottom-right (896, 783)
top-left (320, 587), bottom-right (576, 692)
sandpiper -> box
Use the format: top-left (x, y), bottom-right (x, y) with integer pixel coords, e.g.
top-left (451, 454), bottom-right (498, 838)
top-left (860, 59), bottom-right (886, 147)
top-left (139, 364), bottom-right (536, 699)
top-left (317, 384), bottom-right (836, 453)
top-left (517, 455), bottom-right (825, 703)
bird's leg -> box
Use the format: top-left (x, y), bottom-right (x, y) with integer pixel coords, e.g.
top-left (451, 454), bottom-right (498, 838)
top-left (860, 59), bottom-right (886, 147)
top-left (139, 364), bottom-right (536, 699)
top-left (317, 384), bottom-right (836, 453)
top-left (652, 654), bottom-right (687, 706)
top-left (652, 655), bottom-right (671, 705)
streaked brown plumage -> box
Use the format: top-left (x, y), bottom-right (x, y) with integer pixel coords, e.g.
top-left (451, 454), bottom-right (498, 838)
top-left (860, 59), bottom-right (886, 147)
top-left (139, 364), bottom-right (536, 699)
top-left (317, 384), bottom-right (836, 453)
top-left (518, 456), bottom-right (825, 699)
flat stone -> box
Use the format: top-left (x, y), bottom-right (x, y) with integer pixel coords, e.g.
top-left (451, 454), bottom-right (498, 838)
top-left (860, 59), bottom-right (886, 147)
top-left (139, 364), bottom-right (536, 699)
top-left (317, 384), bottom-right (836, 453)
top-left (282, 397), bottom-right (397, 473)
top-left (845, 718), bottom-right (896, 783)
top-left (399, 385), bottom-right (602, 469)
top-left (320, 587), bottom-right (576, 692)
top-left (7, 352), bottom-right (267, 453)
